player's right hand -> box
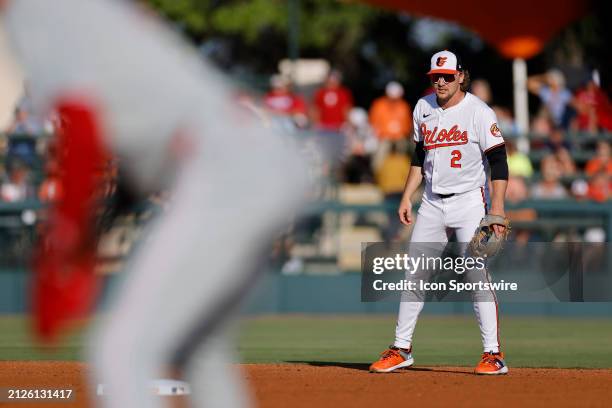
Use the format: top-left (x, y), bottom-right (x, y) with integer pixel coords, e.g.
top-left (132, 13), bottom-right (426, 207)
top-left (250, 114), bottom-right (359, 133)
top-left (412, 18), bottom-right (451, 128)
top-left (398, 199), bottom-right (413, 226)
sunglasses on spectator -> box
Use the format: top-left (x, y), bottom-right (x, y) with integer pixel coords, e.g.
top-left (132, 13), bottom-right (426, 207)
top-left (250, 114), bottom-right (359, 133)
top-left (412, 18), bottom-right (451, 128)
top-left (430, 73), bottom-right (457, 83)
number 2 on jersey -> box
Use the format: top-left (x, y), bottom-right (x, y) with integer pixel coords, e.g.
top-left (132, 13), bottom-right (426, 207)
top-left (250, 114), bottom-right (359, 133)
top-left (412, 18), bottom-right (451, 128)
top-left (450, 150), bottom-right (462, 168)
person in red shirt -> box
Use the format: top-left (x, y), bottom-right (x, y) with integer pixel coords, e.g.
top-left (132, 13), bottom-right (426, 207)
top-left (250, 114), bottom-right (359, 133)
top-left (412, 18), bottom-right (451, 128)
top-left (312, 70), bottom-right (353, 131)
top-left (572, 77), bottom-right (612, 133)
top-left (263, 75), bottom-right (307, 116)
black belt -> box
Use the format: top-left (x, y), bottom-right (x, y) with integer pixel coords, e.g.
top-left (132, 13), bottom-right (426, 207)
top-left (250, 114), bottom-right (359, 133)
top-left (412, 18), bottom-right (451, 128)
top-left (437, 193), bottom-right (455, 198)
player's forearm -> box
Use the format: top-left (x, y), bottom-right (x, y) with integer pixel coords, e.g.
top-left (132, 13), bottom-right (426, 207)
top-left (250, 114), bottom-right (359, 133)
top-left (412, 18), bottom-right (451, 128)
top-left (403, 139), bottom-right (425, 201)
top-left (401, 166), bottom-right (423, 202)
top-left (485, 144), bottom-right (508, 214)
top-left (489, 179), bottom-right (507, 214)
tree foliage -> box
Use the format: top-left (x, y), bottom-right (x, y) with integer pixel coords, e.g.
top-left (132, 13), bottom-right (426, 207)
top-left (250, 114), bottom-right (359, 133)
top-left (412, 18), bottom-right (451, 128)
top-left (146, 0), bottom-right (395, 101)
top-left (148, 0), bottom-right (379, 53)
top-left (145, 0), bottom-right (608, 108)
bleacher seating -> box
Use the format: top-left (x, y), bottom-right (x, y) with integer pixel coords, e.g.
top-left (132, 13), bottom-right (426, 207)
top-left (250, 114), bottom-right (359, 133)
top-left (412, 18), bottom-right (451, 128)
top-left (0, 130), bottom-right (610, 273)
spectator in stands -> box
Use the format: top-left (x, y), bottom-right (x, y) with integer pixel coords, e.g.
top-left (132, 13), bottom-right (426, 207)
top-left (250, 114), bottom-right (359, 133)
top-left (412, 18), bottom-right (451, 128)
top-left (375, 141), bottom-right (411, 200)
top-left (5, 105), bottom-right (43, 135)
top-left (470, 79), bottom-right (492, 105)
top-left (542, 128), bottom-right (577, 177)
top-left (587, 171), bottom-right (611, 202)
top-left (4, 104), bottom-right (43, 166)
top-left (505, 175), bottom-right (536, 243)
top-left (345, 108), bottom-right (378, 154)
top-left (545, 127), bottom-right (572, 153)
top-left (369, 81), bottom-right (413, 169)
top-left (585, 141), bottom-right (612, 176)
top-left (263, 75), bottom-right (308, 127)
top-left (375, 141), bottom-right (411, 241)
top-left (342, 107), bottom-right (377, 184)
top-left (553, 148), bottom-right (577, 177)
top-left (38, 157), bottom-right (62, 203)
top-left (312, 69), bottom-right (353, 132)
top-left (530, 155), bottom-right (568, 199)
top-left (505, 175), bottom-right (529, 203)
top-left (369, 81), bottom-right (413, 143)
top-left (311, 70), bottom-right (353, 173)
top-left (528, 69), bottom-right (573, 129)
top-left (506, 139), bottom-right (533, 178)
top-left (342, 151), bottom-right (373, 184)
top-left (571, 73), bottom-right (612, 133)
top-left (570, 178), bottom-right (589, 200)
top-left (531, 114), bottom-right (554, 136)
top-left (1, 160), bottom-right (35, 202)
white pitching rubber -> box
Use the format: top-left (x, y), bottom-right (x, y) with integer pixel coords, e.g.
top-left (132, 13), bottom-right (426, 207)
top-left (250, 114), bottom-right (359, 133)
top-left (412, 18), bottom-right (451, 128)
top-left (96, 379), bottom-right (191, 396)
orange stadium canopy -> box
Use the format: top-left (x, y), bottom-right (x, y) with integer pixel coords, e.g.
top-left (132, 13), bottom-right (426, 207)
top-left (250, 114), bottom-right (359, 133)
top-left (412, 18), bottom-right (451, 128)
top-left (361, 0), bottom-right (590, 59)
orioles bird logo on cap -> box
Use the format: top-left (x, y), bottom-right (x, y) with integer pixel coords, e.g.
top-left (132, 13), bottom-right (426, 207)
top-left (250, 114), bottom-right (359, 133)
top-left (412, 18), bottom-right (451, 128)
top-left (436, 57), bottom-right (448, 67)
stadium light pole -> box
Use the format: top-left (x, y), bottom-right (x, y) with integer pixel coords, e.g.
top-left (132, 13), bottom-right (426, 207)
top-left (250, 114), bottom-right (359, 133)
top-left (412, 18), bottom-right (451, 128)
top-left (513, 58), bottom-right (530, 153)
top-left (288, 0), bottom-right (300, 61)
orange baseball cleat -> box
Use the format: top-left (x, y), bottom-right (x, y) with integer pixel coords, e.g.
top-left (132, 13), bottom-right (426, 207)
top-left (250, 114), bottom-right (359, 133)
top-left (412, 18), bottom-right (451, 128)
top-left (369, 346), bottom-right (414, 373)
top-left (475, 351), bottom-right (509, 375)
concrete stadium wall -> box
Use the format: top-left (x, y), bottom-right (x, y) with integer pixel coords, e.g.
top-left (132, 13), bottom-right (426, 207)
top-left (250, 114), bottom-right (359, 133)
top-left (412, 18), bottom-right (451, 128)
top-left (242, 273), bottom-right (612, 317)
top-left (2, 271), bottom-right (612, 317)
top-left (0, 270), bottom-right (28, 313)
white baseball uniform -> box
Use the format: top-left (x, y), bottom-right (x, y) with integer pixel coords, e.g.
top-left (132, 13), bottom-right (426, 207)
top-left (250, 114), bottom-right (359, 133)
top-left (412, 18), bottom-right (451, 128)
top-left (3, 1), bottom-right (307, 407)
top-left (394, 91), bottom-right (505, 353)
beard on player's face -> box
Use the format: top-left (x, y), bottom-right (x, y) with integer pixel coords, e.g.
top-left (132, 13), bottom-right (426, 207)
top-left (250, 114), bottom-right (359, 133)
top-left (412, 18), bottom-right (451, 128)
top-left (434, 74), bottom-right (463, 104)
top-left (435, 81), bottom-right (458, 102)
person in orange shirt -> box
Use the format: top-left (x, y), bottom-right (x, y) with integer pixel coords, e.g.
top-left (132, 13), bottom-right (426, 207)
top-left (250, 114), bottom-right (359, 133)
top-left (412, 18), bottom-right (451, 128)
top-left (585, 141), bottom-right (612, 176)
top-left (587, 171), bottom-right (611, 202)
top-left (369, 81), bottom-right (413, 142)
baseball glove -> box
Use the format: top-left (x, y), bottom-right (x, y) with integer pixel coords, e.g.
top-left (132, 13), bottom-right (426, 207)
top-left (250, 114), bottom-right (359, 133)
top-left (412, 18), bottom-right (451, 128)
top-left (468, 214), bottom-right (511, 258)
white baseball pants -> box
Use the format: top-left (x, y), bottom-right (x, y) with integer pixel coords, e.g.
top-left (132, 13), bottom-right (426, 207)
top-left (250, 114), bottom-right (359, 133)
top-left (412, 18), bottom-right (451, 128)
top-left (394, 184), bottom-right (501, 353)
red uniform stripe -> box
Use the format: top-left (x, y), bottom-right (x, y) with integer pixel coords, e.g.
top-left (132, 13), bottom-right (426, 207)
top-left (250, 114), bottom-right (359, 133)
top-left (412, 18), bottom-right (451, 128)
top-left (480, 186), bottom-right (487, 213)
top-left (484, 142), bottom-right (505, 154)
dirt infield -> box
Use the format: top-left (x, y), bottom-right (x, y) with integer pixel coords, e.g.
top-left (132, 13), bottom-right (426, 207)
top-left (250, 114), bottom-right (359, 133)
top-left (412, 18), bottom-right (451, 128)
top-left (0, 361), bottom-right (92, 408)
top-left (1, 361), bottom-right (612, 407)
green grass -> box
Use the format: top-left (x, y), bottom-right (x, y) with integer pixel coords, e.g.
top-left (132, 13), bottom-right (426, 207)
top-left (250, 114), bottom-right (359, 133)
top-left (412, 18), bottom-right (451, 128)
top-left (238, 315), bottom-right (612, 368)
top-left (0, 316), bottom-right (84, 360)
top-left (1, 315), bottom-right (612, 368)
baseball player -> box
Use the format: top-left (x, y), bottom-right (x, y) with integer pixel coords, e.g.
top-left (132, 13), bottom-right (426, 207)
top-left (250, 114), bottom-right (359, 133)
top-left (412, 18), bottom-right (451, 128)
top-left (2, 1), bottom-right (307, 407)
top-left (369, 50), bottom-right (509, 375)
